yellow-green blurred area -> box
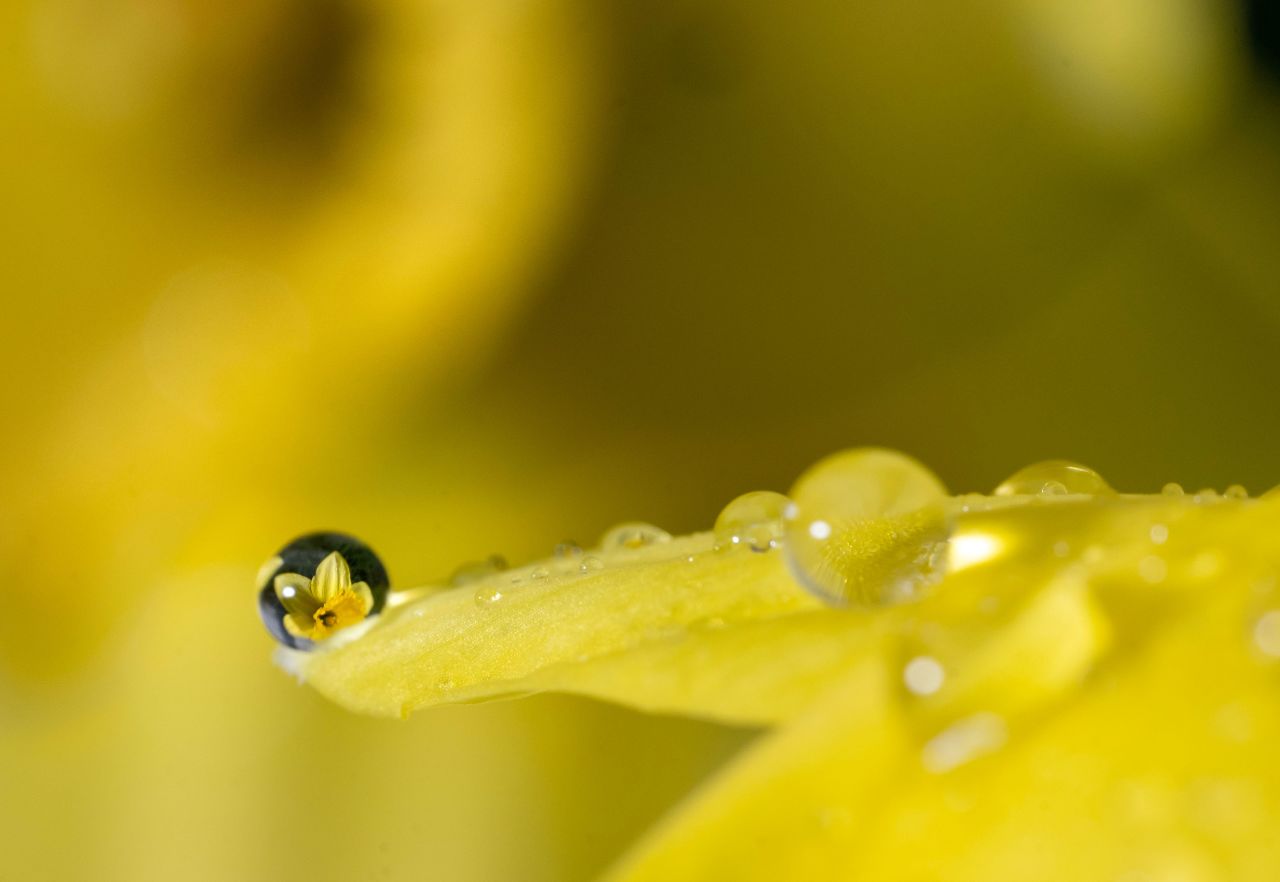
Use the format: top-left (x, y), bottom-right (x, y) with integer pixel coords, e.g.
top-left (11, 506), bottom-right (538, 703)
top-left (4, 0), bottom-right (1280, 879)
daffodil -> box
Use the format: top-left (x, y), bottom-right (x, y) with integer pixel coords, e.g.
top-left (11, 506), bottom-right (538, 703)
top-left (275, 551), bottom-right (375, 642)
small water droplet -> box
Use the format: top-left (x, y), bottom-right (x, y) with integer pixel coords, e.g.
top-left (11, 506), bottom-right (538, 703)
top-left (1138, 555), bottom-right (1168, 584)
top-left (994, 460), bottom-right (1113, 497)
top-left (903, 655), bottom-right (946, 696)
top-left (474, 586), bottom-right (504, 606)
top-left (1149, 524), bottom-right (1169, 545)
top-left (1162, 482), bottom-right (1186, 497)
top-left (1053, 540), bottom-right (1071, 557)
top-left (714, 490), bottom-right (790, 552)
top-left (1252, 610), bottom-right (1280, 657)
top-left (449, 554), bottom-right (508, 587)
top-left (600, 522), bottom-right (671, 550)
top-left (1224, 484), bottom-right (1249, 500)
top-left (553, 540), bottom-right (583, 558)
top-left (1193, 488), bottom-right (1219, 504)
top-left (530, 567), bottom-right (551, 580)
top-left (782, 448), bottom-right (950, 606)
top-left (922, 712), bottom-right (1008, 774)
top-left (579, 556), bottom-right (604, 574)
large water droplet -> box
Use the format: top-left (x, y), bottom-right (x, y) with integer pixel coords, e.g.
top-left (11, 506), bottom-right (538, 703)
top-left (783, 448), bottom-right (950, 606)
top-left (1224, 484), bottom-right (1249, 500)
top-left (994, 460), bottom-right (1113, 497)
top-left (600, 522), bottom-right (671, 550)
top-left (714, 490), bottom-right (790, 552)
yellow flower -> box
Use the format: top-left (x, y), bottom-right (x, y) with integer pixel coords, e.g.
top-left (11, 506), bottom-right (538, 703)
top-left (275, 551), bottom-right (375, 642)
top-left (291, 450), bottom-right (1280, 880)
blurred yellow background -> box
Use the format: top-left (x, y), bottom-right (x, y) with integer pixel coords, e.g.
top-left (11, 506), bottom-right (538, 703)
top-left (3, 0), bottom-right (1280, 879)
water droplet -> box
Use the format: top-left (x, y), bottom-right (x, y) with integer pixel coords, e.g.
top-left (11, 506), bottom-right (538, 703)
top-left (1224, 484), bottom-right (1249, 500)
top-left (600, 522), bottom-right (671, 550)
top-left (714, 490), bottom-right (790, 552)
top-left (903, 655), bottom-right (946, 696)
top-left (553, 540), bottom-right (583, 558)
top-left (1053, 540), bottom-right (1071, 558)
top-left (1162, 482), bottom-right (1185, 497)
top-left (782, 448), bottom-right (950, 606)
top-left (994, 460), bottom-right (1113, 497)
top-left (530, 567), bottom-right (551, 580)
top-left (1193, 488), bottom-right (1219, 504)
top-left (922, 712), bottom-right (1008, 774)
top-left (449, 554), bottom-right (508, 587)
top-left (579, 556), bottom-right (604, 574)
top-left (474, 586), bottom-right (504, 606)
top-left (1252, 610), bottom-right (1280, 657)
top-left (1138, 555), bottom-right (1168, 584)
top-left (1149, 524), bottom-right (1169, 545)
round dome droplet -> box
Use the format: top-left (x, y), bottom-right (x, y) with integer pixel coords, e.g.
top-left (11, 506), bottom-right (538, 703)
top-left (993, 460), bottom-right (1114, 497)
top-left (600, 522), bottom-right (671, 550)
top-left (783, 448), bottom-right (950, 607)
top-left (1162, 482), bottom-right (1185, 497)
top-left (714, 490), bottom-right (790, 552)
top-left (256, 532), bottom-right (390, 651)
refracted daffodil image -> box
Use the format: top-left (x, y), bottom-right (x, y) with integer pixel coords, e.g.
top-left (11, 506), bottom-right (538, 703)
top-left (7, 1), bottom-right (1280, 881)
top-left (276, 553), bottom-right (371, 640)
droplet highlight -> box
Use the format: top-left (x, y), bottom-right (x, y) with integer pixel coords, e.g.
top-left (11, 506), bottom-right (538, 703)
top-left (994, 460), bottom-right (1113, 497)
top-left (1253, 610), bottom-right (1280, 658)
top-left (715, 490), bottom-right (790, 552)
top-left (903, 655), bottom-right (946, 696)
top-left (922, 712), bottom-right (1008, 774)
top-left (783, 448), bottom-right (950, 606)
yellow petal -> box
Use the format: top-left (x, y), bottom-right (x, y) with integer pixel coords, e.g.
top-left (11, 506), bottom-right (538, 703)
top-left (604, 653), bottom-right (907, 882)
top-left (311, 551), bottom-right (353, 602)
top-left (351, 581), bottom-right (374, 615)
top-left (302, 533), bottom-right (831, 721)
top-left (274, 573), bottom-right (319, 619)
top-left (604, 495), bottom-right (1280, 880)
